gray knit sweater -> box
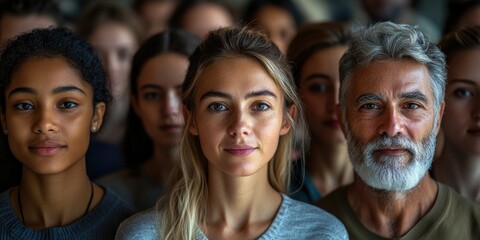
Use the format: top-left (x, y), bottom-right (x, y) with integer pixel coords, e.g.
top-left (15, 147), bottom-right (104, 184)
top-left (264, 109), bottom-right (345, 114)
top-left (116, 194), bottom-right (348, 239)
top-left (0, 187), bottom-right (134, 240)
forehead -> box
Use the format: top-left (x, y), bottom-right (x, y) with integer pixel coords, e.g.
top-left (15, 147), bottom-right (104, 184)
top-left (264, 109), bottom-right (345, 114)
top-left (347, 59), bottom-right (432, 100)
top-left (195, 56), bottom-right (281, 97)
top-left (8, 57), bottom-right (90, 93)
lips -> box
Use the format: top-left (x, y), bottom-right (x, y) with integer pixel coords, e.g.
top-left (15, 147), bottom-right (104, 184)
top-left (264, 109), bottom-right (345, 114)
top-left (29, 140), bottom-right (65, 156)
top-left (224, 144), bottom-right (256, 157)
top-left (323, 119), bottom-right (340, 129)
top-left (467, 127), bottom-right (480, 136)
top-left (159, 124), bottom-right (183, 133)
top-left (375, 147), bottom-right (408, 156)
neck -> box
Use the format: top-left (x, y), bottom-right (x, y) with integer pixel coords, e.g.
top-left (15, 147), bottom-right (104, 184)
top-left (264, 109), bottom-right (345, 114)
top-left (142, 144), bottom-right (178, 184)
top-left (347, 173), bottom-right (437, 238)
top-left (434, 143), bottom-right (480, 203)
top-left (12, 161), bottom-right (101, 229)
top-left (307, 140), bottom-right (352, 196)
top-left (203, 165), bottom-right (281, 239)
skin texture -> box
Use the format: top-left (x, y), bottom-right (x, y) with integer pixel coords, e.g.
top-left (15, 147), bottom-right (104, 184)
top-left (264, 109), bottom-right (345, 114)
top-left (185, 57), bottom-right (292, 239)
top-left (132, 53), bottom-right (188, 147)
top-left (254, 5), bottom-right (296, 54)
top-left (180, 3), bottom-right (233, 40)
top-left (298, 46), bottom-right (352, 196)
top-left (0, 57), bottom-right (105, 229)
top-left (0, 13), bottom-right (57, 47)
top-left (434, 49), bottom-right (480, 203)
top-left (88, 21), bottom-right (138, 143)
top-left (340, 59), bottom-right (443, 237)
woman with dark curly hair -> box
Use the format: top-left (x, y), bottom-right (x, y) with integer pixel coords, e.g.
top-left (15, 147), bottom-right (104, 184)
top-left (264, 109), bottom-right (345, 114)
top-left (0, 28), bottom-right (133, 239)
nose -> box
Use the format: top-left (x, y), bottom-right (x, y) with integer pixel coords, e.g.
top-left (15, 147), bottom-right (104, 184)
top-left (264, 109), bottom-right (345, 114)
top-left (379, 105), bottom-right (403, 137)
top-left (162, 90), bottom-right (181, 116)
top-left (227, 109), bottom-right (251, 137)
top-left (473, 97), bottom-right (480, 121)
top-left (327, 87), bottom-right (340, 113)
top-left (33, 107), bottom-right (59, 134)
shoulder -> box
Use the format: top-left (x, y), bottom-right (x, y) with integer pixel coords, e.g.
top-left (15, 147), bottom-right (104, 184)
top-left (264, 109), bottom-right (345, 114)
top-left (275, 194), bottom-right (348, 239)
top-left (116, 208), bottom-right (160, 240)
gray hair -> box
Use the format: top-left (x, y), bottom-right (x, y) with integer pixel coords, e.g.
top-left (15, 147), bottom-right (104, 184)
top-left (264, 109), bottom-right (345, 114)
top-left (339, 22), bottom-right (446, 114)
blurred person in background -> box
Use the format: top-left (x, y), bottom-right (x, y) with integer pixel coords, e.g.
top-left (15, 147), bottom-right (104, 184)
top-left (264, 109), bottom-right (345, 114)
top-left (97, 29), bottom-right (200, 211)
top-left (77, 2), bottom-right (143, 179)
top-left (434, 25), bottom-right (480, 204)
top-left (133, 0), bottom-right (179, 39)
top-left (287, 22), bottom-right (353, 204)
top-left (243, 0), bottom-right (302, 54)
top-left (169, 0), bottom-right (235, 39)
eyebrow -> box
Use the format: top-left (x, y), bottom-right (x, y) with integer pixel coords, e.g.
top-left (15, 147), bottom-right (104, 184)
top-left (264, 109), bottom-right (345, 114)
top-left (356, 93), bottom-right (382, 105)
top-left (305, 73), bottom-right (331, 82)
top-left (355, 91), bottom-right (428, 105)
top-left (400, 91), bottom-right (428, 103)
top-left (200, 89), bottom-right (277, 102)
top-left (140, 84), bottom-right (162, 90)
top-left (447, 79), bottom-right (476, 86)
top-left (8, 85), bottom-right (86, 98)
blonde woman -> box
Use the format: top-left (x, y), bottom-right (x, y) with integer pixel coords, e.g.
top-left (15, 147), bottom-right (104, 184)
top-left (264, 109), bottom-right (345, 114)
top-left (116, 26), bottom-right (348, 239)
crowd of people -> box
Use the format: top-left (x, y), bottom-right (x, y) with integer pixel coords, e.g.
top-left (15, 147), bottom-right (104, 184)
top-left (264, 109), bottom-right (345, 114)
top-left (0, 0), bottom-right (480, 239)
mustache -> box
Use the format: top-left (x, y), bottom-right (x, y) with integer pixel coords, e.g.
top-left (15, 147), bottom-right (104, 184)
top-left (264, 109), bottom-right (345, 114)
top-left (365, 134), bottom-right (418, 156)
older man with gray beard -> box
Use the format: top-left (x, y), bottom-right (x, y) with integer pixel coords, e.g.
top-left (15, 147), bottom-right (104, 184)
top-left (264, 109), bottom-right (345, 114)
top-left (317, 22), bottom-right (480, 240)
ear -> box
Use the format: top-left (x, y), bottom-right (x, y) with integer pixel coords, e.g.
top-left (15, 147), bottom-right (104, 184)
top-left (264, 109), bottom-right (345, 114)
top-left (131, 95), bottom-right (140, 116)
top-left (336, 104), bottom-right (347, 138)
top-left (183, 105), bottom-right (198, 136)
top-left (91, 102), bottom-right (106, 133)
top-left (280, 105), bottom-right (295, 136)
top-left (435, 101), bottom-right (445, 136)
top-left (0, 106), bottom-right (6, 134)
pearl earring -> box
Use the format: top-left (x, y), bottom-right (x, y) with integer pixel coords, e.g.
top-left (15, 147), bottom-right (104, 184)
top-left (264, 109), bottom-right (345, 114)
top-left (91, 127), bottom-right (96, 132)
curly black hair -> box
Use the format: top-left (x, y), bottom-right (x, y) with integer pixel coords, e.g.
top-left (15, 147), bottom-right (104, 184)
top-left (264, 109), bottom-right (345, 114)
top-left (0, 27), bottom-right (112, 112)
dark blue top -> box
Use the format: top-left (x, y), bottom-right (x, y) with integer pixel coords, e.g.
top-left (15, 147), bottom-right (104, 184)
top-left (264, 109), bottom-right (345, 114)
top-left (0, 187), bottom-right (134, 240)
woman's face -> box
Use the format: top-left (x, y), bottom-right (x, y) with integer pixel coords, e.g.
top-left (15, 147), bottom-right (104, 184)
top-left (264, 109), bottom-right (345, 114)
top-left (132, 53), bottom-right (188, 147)
top-left (442, 49), bottom-right (480, 154)
top-left (299, 46), bottom-right (347, 146)
top-left (254, 5), bottom-right (297, 54)
top-left (187, 57), bottom-right (291, 177)
top-left (88, 21), bottom-right (138, 99)
top-left (0, 57), bottom-right (105, 175)
top-left (181, 3), bottom-right (233, 39)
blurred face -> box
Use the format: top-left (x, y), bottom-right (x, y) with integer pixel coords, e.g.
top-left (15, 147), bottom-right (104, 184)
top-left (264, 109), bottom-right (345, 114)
top-left (0, 13), bottom-right (57, 47)
top-left (187, 57), bottom-right (291, 177)
top-left (342, 59), bottom-right (443, 191)
top-left (254, 5), bottom-right (296, 54)
top-left (299, 46), bottom-right (347, 145)
top-left (456, 6), bottom-right (480, 30)
top-left (360, 0), bottom-right (410, 22)
top-left (88, 21), bottom-right (138, 99)
top-left (181, 3), bottom-right (233, 39)
top-left (132, 53), bottom-right (188, 147)
top-left (0, 57), bottom-right (105, 175)
top-left (443, 49), bottom-right (480, 154)
top-left (138, 0), bottom-right (177, 38)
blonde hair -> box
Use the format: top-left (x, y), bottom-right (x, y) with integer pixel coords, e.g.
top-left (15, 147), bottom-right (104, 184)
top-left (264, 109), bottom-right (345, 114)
top-left (157, 26), bottom-right (308, 240)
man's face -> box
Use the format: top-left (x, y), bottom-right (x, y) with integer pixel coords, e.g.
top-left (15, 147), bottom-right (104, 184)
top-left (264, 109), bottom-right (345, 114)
top-left (341, 59), bottom-right (443, 191)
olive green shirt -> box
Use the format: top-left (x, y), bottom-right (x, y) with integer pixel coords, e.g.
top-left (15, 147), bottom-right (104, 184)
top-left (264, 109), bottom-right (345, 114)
top-left (318, 183), bottom-right (480, 240)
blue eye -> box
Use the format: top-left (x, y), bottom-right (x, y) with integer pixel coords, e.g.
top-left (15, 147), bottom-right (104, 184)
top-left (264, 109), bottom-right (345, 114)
top-left (14, 103), bottom-right (34, 110)
top-left (59, 101), bottom-right (77, 109)
top-left (405, 103), bottom-right (420, 109)
top-left (208, 103), bottom-right (228, 112)
top-left (454, 88), bottom-right (473, 98)
top-left (360, 103), bottom-right (379, 110)
top-left (253, 102), bottom-right (270, 111)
